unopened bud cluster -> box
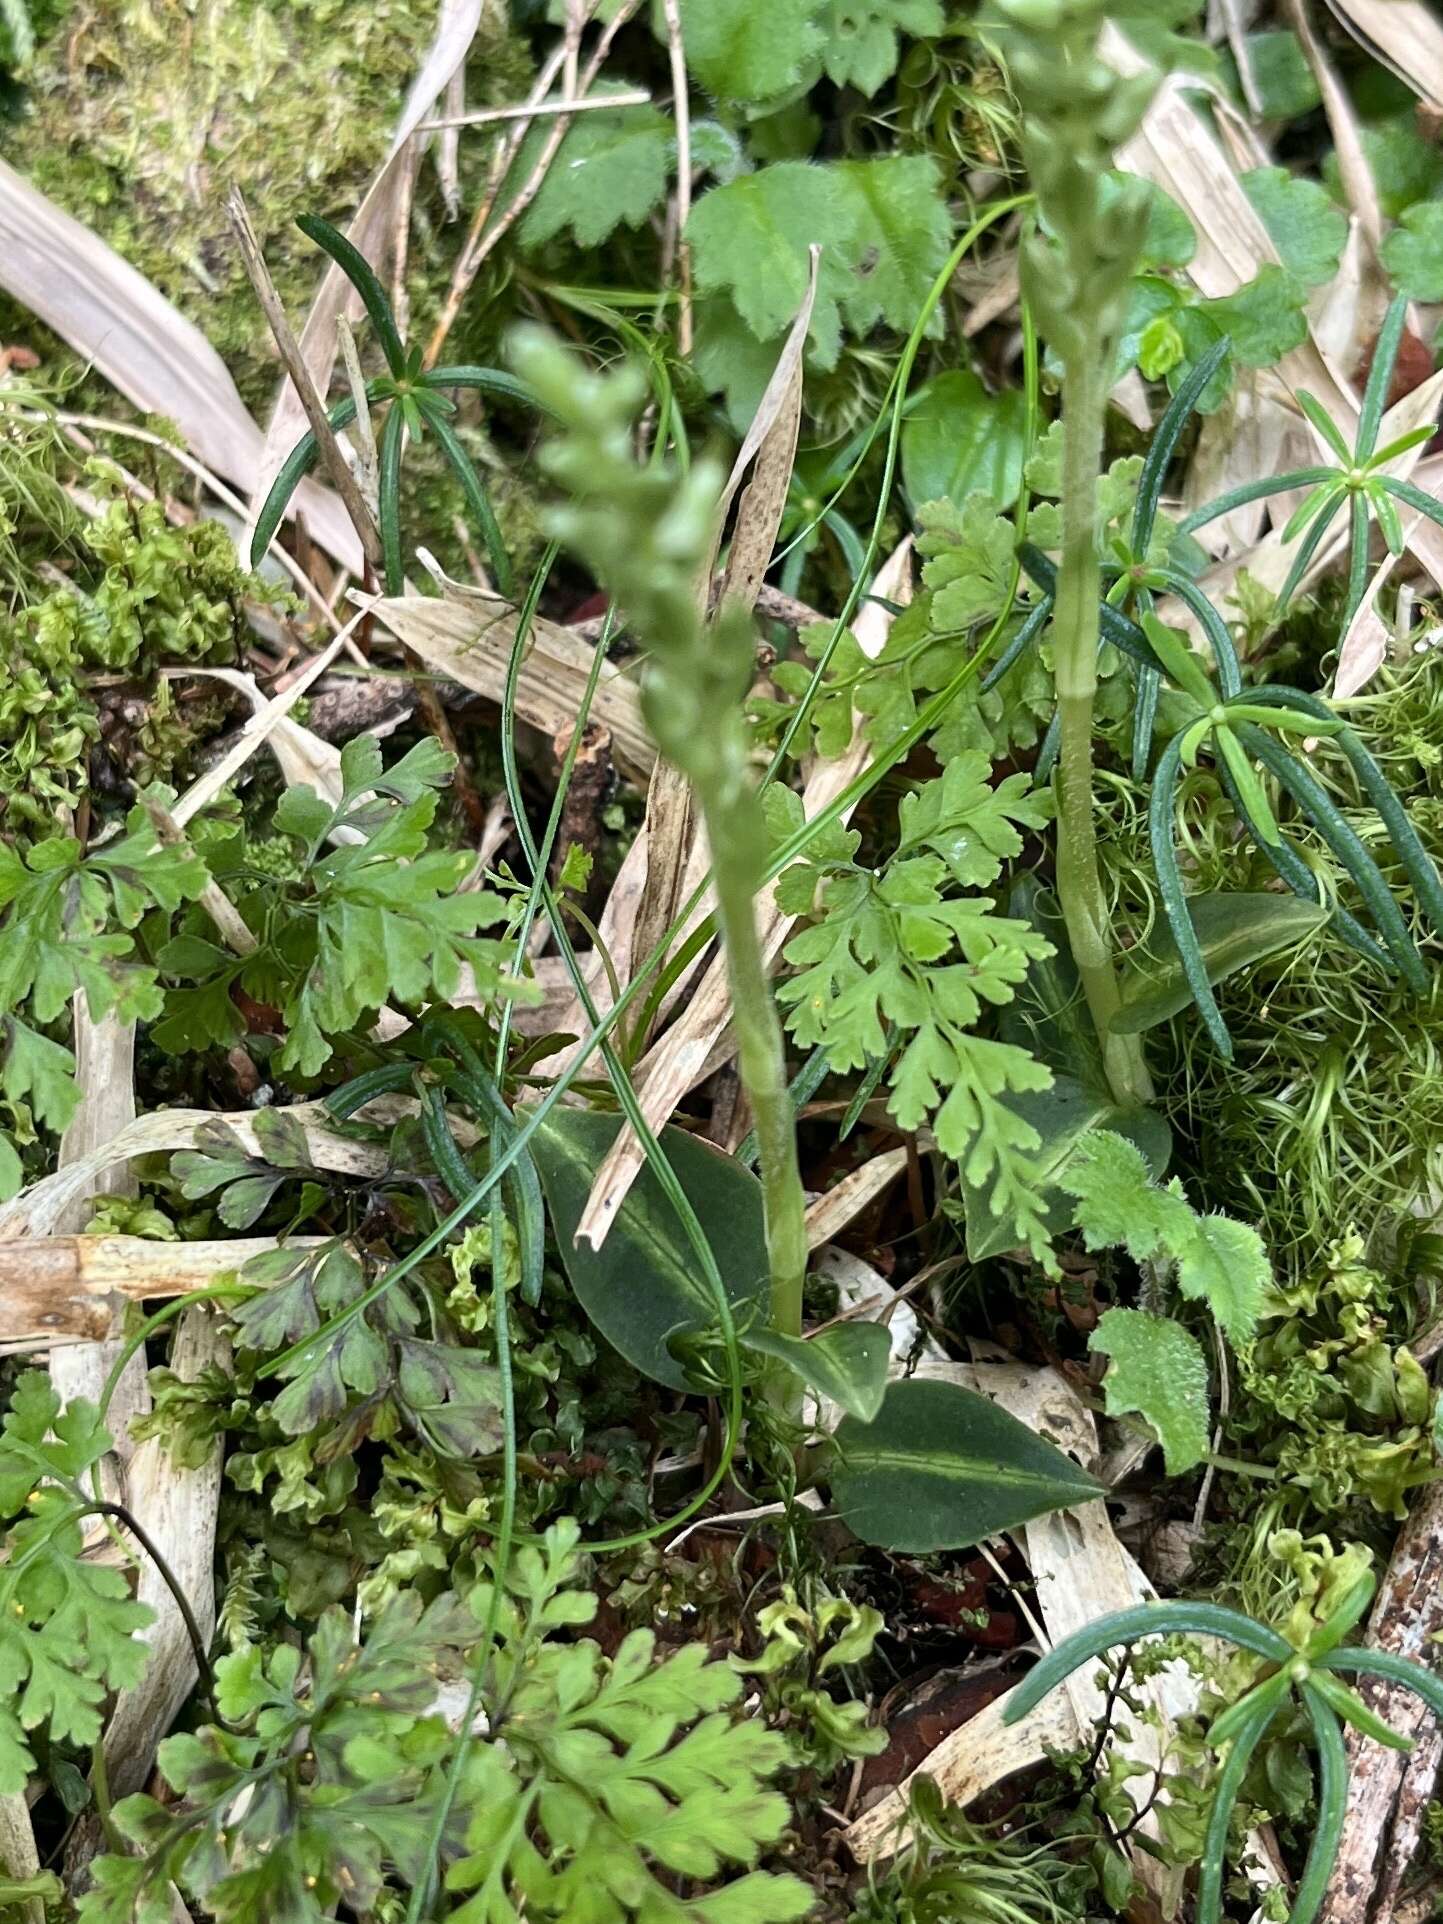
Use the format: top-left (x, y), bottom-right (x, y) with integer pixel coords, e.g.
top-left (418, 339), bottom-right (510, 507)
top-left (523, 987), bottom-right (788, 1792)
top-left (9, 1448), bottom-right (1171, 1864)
top-left (989, 0), bottom-right (1155, 367)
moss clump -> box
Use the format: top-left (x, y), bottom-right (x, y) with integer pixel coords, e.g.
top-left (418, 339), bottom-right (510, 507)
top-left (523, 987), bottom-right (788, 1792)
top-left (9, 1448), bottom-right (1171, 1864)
top-left (0, 470), bottom-right (277, 833)
top-left (11, 0), bottom-right (531, 412)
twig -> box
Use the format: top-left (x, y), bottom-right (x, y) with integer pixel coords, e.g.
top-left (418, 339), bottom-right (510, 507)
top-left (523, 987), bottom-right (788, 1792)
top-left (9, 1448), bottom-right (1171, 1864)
top-left (417, 88), bottom-right (651, 132)
top-left (138, 797), bottom-right (257, 956)
top-left (226, 186), bottom-right (383, 575)
top-left (336, 315), bottom-right (379, 514)
top-left (424, 2), bottom-right (640, 370)
top-left (660, 0), bottom-right (693, 357)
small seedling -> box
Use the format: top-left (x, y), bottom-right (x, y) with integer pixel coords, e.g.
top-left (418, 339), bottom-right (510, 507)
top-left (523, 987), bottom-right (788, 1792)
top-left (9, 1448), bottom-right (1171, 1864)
top-left (1004, 1575), bottom-right (1443, 1924)
top-left (250, 215), bottom-right (529, 596)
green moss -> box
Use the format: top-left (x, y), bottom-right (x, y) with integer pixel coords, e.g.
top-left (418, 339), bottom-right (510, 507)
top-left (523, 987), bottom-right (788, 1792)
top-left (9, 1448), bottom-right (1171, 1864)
top-left (11, 0), bottom-right (533, 412)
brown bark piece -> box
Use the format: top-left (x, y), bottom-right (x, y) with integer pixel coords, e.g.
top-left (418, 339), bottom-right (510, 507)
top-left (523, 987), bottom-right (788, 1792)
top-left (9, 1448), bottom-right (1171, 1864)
top-left (1320, 1477), bottom-right (1443, 1923)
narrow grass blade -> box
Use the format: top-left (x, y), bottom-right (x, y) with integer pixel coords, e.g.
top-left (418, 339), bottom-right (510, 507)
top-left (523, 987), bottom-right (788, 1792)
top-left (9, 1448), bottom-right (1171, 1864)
top-left (1372, 482), bottom-right (1404, 557)
top-left (1369, 422), bottom-right (1436, 467)
top-left (425, 365), bottom-right (539, 410)
top-left (1150, 732), bottom-right (1235, 1058)
top-left (1306, 1672), bottom-right (1412, 1751)
top-left (823, 506), bottom-right (868, 578)
top-left (1277, 493), bottom-right (1346, 611)
top-left (980, 595), bottom-right (1051, 692)
top-left (1131, 662), bottom-right (1161, 778)
top-left (425, 403), bottom-right (516, 599)
top-left (1001, 1602), bottom-right (1291, 1726)
top-left (1297, 390), bottom-right (1354, 465)
top-left (250, 393), bottom-right (361, 566)
top-left (1244, 686), bottom-right (1443, 946)
top-left (1177, 467), bottom-right (1339, 535)
top-left (1357, 292), bottom-right (1409, 463)
top-left (1196, 1698), bottom-right (1275, 1924)
top-left (1376, 474), bottom-right (1443, 532)
top-left (1345, 492), bottom-right (1370, 629)
top-left (377, 402), bottom-right (405, 593)
top-left (1292, 1687), bottom-right (1350, 1924)
top-left (1238, 722), bottom-right (1429, 989)
top-left (1206, 1669), bottom-right (1292, 1750)
top-left (1151, 569), bottom-right (1241, 696)
top-left (1133, 335), bottom-right (1232, 554)
top-left (1216, 728), bottom-right (1281, 845)
top-left (446, 1049), bottom-right (547, 1311)
top-left (1018, 544), bottom-right (1155, 667)
top-left (1222, 703), bottom-right (1344, 736)
top-left (1140, 610), bottom-right (1217, 707)
top-left (1281, 480), bottom-right (1342, 546)
top-left (1319, 1647), bottom-right (1443, 1723)
top-left (1213, 758), bottom-right (1391, 970)
top-left (297, 212), bottom-right (407, 377)
top-left (1036, 706), bottom-right (1062, 784)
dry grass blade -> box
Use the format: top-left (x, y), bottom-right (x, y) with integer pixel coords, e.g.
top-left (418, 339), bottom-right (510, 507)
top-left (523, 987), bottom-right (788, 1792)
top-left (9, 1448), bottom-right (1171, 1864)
top-left (1286, 0), bottom-right (1385, 263)
top-left (717, 248), bottom-right (819, 613)
top-left (660, 0), bottom-right (692, 355)
top-left (248, 0), bottom-right (484, 526)
top-left (367, 587), bottom-right (654, 780)
top-left (1322, 0), bottom-right (1443, 111)
top-left (171, 621), bottom-right (363, 830)
top-left (0, 1100), bottom-right (426, 1240)
top-left (842, 1686), bottom-right (1083, 1861)
top-left (49, 1005), bottom-right (148, 1472)
top-left (804, 1149), bottom-right (908, 1250)
top-left (0, 158), bottom-right (361, 572)
top-left (574, 540), bottom-right (913, 1251)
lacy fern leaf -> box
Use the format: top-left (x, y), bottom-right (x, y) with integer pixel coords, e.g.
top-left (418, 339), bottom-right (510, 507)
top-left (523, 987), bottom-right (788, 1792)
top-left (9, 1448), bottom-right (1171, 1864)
top-left (770, 773), bottom-right (1056, 1252)
top-left (0, 1374), bottom-right (154, 1792)
top-left (448, 1521), bottom-right (810, 1924)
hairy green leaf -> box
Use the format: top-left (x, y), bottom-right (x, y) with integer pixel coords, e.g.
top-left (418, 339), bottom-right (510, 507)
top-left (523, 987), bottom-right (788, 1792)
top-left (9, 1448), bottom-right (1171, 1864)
top-left (678, 0), bottom-right (824, 106)
top-left (1091, 1308), bottom-right (1210, 1474)
top-left (687, 163), bottom-right (857, 364)
top-left (1242, 166), bottom-right (1348, 288)
top-left (1060, 1132), bottom-right (1267, 1346)
top-left (521, 102), bottom-right (674, 249)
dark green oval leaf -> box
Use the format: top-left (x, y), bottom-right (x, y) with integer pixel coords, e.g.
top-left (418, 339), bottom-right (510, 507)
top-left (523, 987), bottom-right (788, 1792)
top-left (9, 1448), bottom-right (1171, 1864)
top-left (1112, 891), bottom-right (1329, 1034)
top-left (530, 1110), bottom-right (768, 1389)
top-left (742, 1323), bottom-right (891, 1423)
top-left (830, 1378), bottom-right (1101, 1553)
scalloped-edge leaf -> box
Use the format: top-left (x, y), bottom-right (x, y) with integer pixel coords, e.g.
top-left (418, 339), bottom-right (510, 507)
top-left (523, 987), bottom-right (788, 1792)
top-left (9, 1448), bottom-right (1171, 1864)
top-left (530, 1111), bottom-right (768, 1390)
top-left (742, 1323), bottom-right (891, 1422)
top-left (830, 1377), bottom-right (1100, 1552)
top-left (1091, 1308), bottom-right (1210, 1474)
top-left (1111, 891), bottom-right (1329, 1034)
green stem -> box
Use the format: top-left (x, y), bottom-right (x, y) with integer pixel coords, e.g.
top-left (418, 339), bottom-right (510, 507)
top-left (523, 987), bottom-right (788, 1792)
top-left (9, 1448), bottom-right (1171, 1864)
top-left (1051, 349), bottom-right (1152, 1108)
top-left (705, 793), bottom-right (808, 1339)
